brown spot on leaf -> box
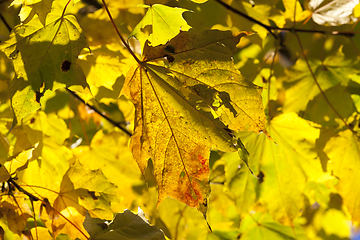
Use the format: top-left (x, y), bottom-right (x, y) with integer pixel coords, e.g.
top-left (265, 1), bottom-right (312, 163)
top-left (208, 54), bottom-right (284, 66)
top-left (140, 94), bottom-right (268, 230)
top-left (35, 91), bottom-right (43, 103)
top-left (88, 190), bottom-right (98, 200)
top-left (257, 171), bottom-right (264, 183)
top-left (164, 54), bottom-right (175, 63)
top-left (165, 45), bottom-right (175, 54)
top-left (203, 198), bottom-right (207, 207)
top-left (61, 60), bottom-right (71, 72)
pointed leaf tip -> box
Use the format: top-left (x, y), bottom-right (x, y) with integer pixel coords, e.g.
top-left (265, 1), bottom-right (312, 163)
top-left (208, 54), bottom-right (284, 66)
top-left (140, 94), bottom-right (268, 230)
top-left (130, 4), bottom-right (192, 51)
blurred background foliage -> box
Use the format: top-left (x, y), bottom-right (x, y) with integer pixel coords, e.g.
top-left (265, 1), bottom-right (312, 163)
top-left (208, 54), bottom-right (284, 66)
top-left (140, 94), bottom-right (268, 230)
top-left (1, 0), bottom-right (360, 239)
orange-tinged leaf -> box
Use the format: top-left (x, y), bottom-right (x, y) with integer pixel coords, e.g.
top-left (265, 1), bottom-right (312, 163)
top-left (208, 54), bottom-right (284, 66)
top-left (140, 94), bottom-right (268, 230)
top-left (121, 29), bottom-right (265, 212)
top-left (40, 174), bottom-right (88, 240)
top-left (77, 104), bottom-right (103, 126)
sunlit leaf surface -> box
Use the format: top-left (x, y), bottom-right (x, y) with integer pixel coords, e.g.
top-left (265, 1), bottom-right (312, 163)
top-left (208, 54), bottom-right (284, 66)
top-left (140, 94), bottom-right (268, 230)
top-left (122, 29), bottom-right (265, 212)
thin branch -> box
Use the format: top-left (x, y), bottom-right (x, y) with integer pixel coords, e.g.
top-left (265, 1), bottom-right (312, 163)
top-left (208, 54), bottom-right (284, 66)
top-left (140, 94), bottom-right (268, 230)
top-left (0, 12), bottom-right (12, 32)
top-left (268, 44), bottom-right (279, 120)
top-left (8, 178), bottom-right (40, 201)
top-left (100, 0), bottom-right (142, 64)
top-left (61, 0), bottom-right (72, 18)
top-left (215, 0), bottom-right (359, 38)
top-left (66, 89), bottom-right (132, 137)
top-left (214, 0), bottom-right (278, 39)
top-left (294, 32), bottom-right (353, 131)
top-left (9, 178), bottom-right (90, 239)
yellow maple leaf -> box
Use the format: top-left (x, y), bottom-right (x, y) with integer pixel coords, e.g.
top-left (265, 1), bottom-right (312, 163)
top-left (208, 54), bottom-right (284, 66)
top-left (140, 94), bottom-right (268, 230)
top-left (121, 29), bottom-right (266, 213)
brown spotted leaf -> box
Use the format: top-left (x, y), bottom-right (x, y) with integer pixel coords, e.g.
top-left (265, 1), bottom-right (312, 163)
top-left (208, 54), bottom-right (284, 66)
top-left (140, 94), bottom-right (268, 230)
top-left (121, 29), bottom-right (265, 213)
top-left (0, 9), bottom-right (89, 123)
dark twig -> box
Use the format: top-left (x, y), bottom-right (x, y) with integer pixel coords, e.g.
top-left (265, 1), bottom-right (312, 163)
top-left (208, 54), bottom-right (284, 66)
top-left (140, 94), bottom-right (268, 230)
top-left (8, 178), bottom-right (40, 201)
top-left (215, 0), bottom-right (360, 38)
top-left (0, 12), bottom-right (12, 32)
top-left (294, 32), bottom-right (353, 132)
top-left (66, 89), bottom-right (132, 137)
top-left (215, 0), bottom-right (278, 39)
top-left (8, 178), bottom-right (90, 239)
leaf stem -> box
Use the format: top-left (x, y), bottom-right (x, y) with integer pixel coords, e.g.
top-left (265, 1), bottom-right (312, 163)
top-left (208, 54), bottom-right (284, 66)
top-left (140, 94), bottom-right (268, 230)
top-left (61, 0), bottom-right (72, 18)
top-left (66, 89), bottom-right (132, 137)
top-left (100, 0), bottom-right (142, 64)
top-left (215, 0), bottom-right (359, 38)
top-left (294, 32), bottom-right (352, 131)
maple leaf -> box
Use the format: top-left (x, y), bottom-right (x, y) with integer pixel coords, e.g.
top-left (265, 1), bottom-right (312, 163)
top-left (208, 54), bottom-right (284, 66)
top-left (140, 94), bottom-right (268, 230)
top-left (282, 51), bottom-right (359, 112)
top-left (10, 0), bottom-right (78, 25)
top-left (235, 113), bottom-right (323, 224)
top-left (78, 45), bottom-right (136, 91)
top-left (0, 9), bottom-right (89, 123)
top-left (67, 160), bottom-right (120, 220)
top-left (83, 209), bottom-right (166, 240)
top-left (223, 151), bottom-right (258, 216)
top-left (239, 212), bottom-right (301, 239)
top-left (0, 195), bottom-right (32, 235)
top-left (73, 130), bottom-right (141, 211)
top-left (307, 0), bottom-right (359, 26)
top-left (39, 174), bottom-right (88, 240)
top-left (129, 4), bottom-right (191, 51)
top-left (325, 129), bottom-right (360, 222)
top-left (4, 144), bottom-right (37, 174)
top-left (121, 29), bottom-right (265, 212)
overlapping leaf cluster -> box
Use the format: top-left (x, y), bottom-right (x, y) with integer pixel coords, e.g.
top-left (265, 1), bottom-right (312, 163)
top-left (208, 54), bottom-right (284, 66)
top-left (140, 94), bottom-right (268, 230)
top-left (0, 0), bottom-right (359, 239)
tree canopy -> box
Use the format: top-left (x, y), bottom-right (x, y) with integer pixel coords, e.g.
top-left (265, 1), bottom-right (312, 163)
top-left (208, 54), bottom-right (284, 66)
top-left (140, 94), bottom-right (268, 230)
top-left (0, 0), bottom-right (360, 239)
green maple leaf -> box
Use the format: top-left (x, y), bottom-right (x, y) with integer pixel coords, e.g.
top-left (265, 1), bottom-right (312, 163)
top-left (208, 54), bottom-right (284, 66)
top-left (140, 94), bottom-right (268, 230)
top-left (239, 212), bottom-right (304, 239)
top-left (282, 51), bottom-right (359, 112)
top-left (235, 113), bottom-right (323, 224)
top-left (129, 4), bottom-right (191, 51)
top-left (223, 150), bottom-right (258, 216)
top-left (122, 29), bottom-right (265, 213)
top-left (0, 9), bottom-right (89, 123)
